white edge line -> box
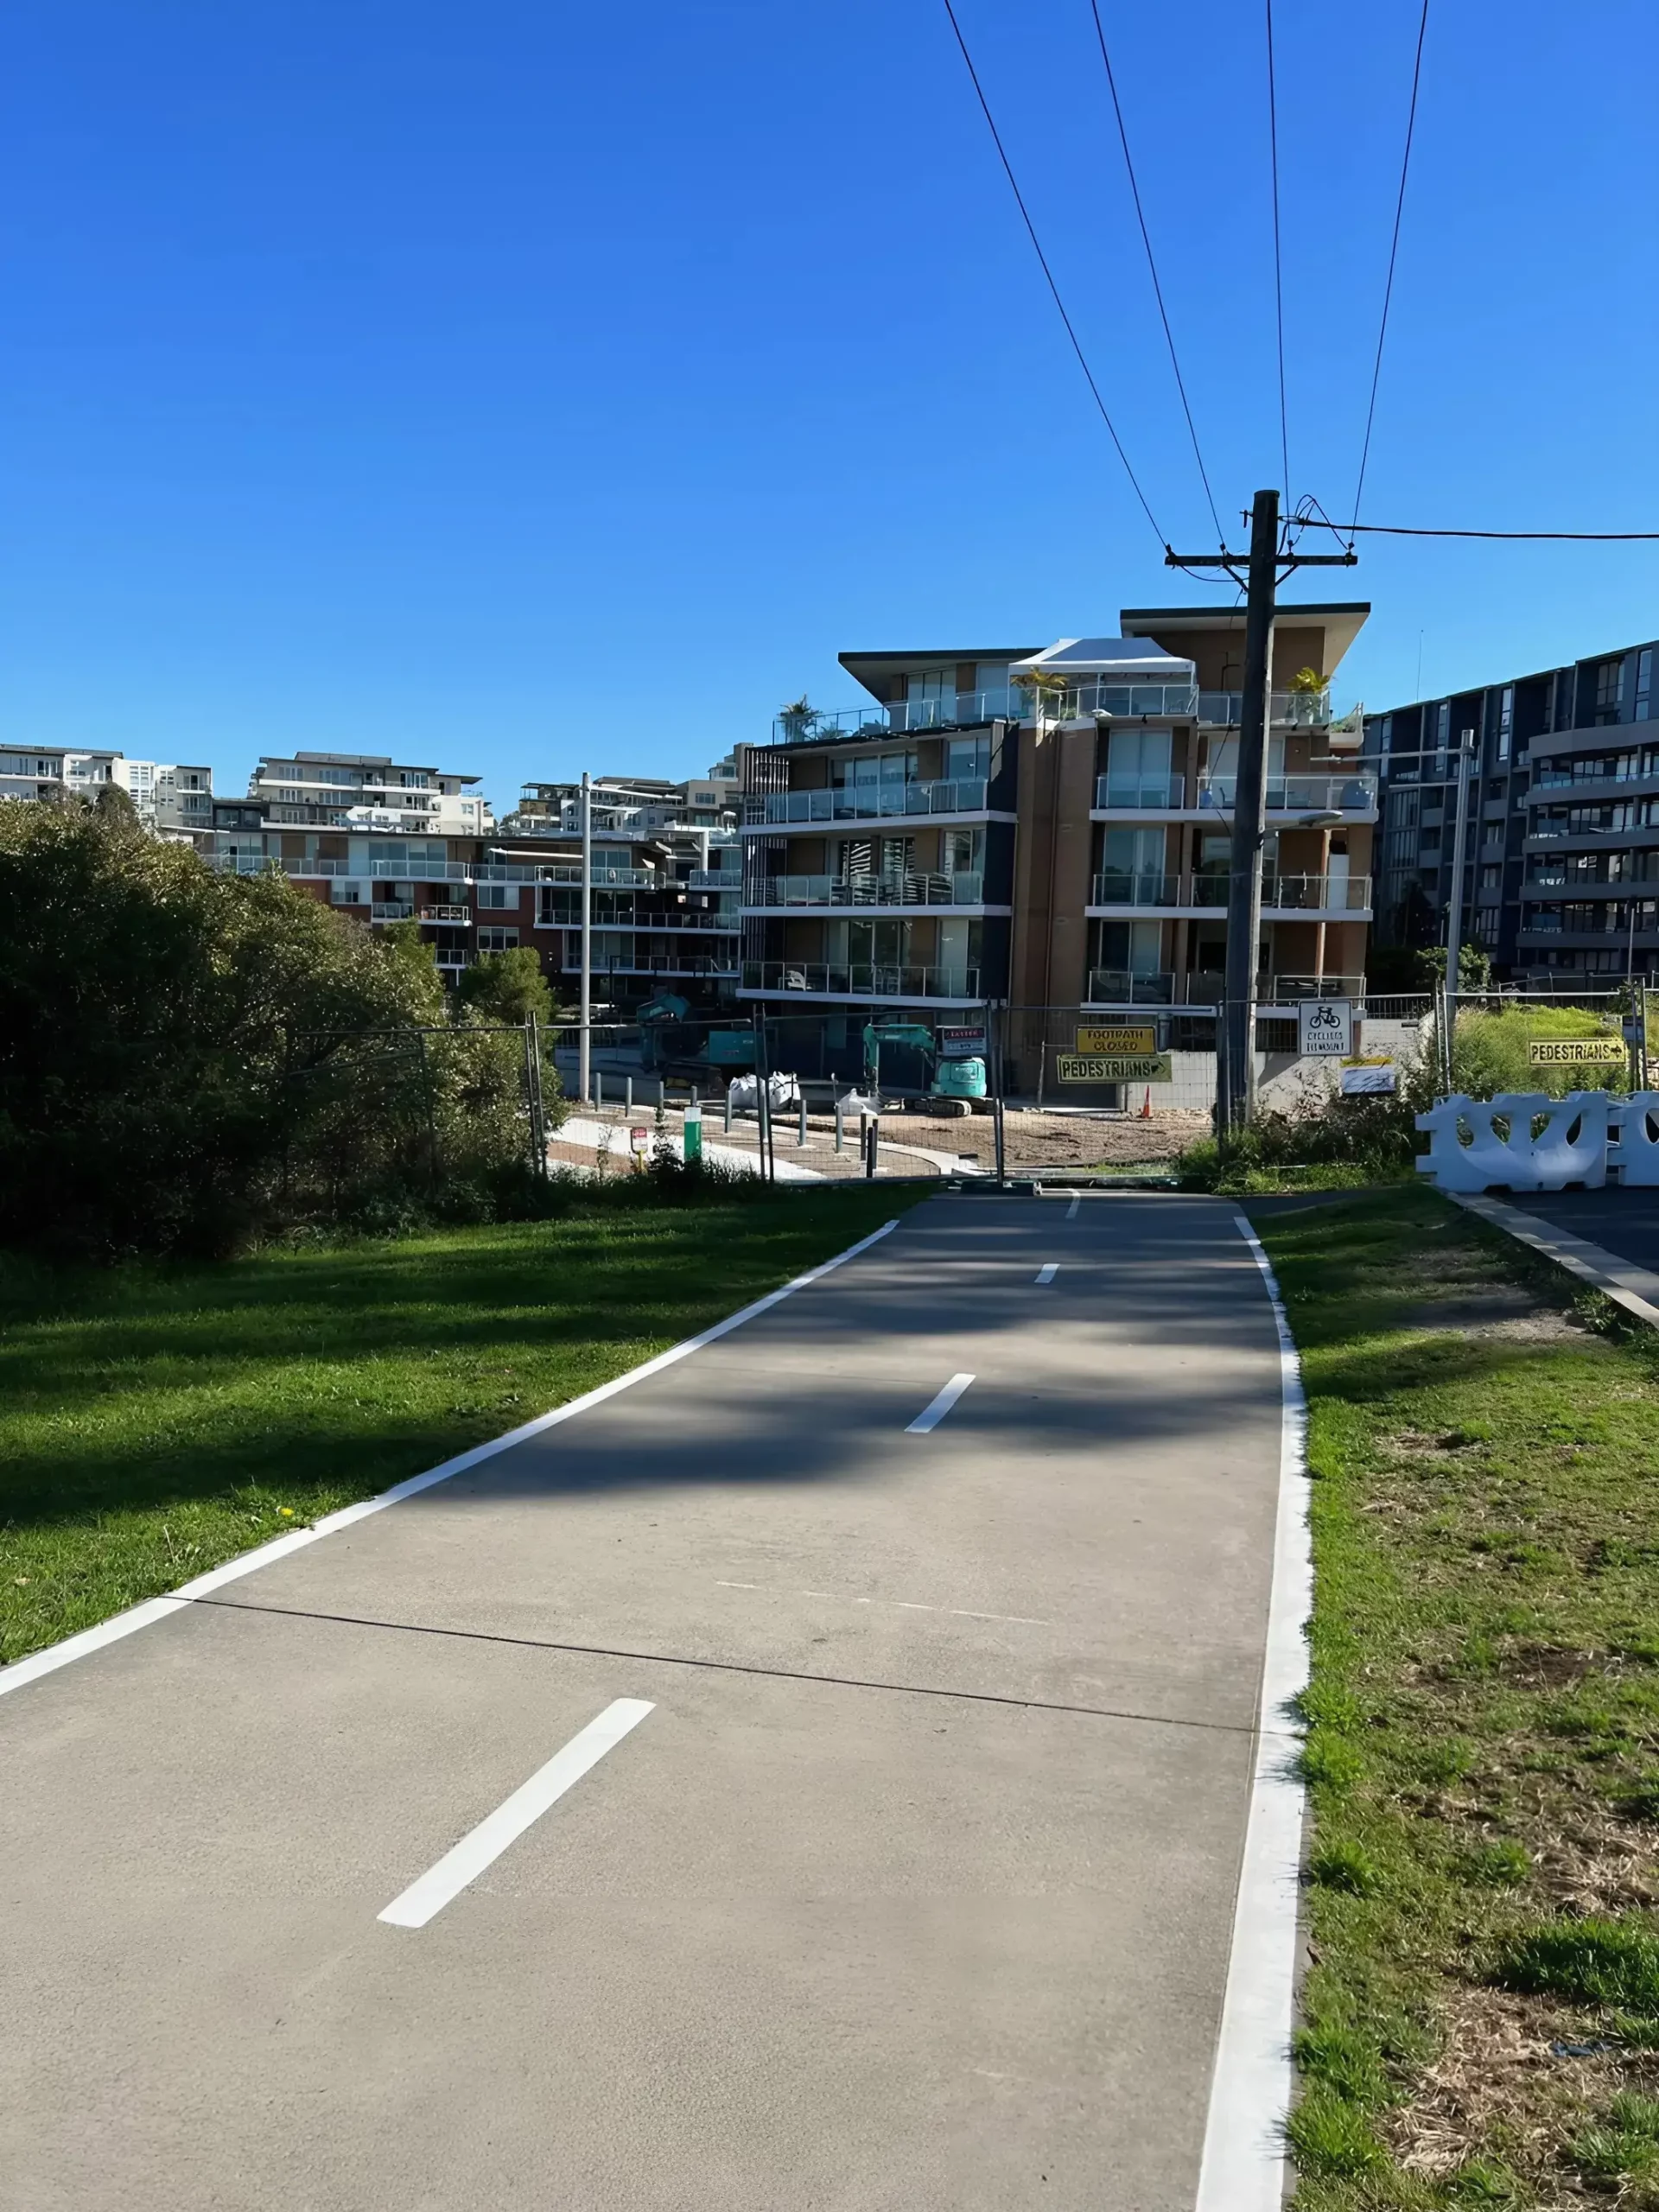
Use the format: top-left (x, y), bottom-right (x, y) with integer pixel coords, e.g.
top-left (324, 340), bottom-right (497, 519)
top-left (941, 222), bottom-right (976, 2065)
top-left (1194, 1214), bottom-right (1313, 2212)
top-left (1065, 1194), bottom-right (1081, 1219)
top-left (0, 1217), bottom-right (903, 1701)
top-left (905, 1370), bottom-right (976, 1434)
top-left (378, 1697), bottom-right (655, 1929)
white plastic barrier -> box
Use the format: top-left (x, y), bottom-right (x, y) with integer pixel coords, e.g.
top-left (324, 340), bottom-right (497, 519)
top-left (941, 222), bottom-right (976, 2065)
top-left (1611, 1093), bottom-right (1659, 1185)
top-left (1415, 1090), bottom-right (1611, 1192)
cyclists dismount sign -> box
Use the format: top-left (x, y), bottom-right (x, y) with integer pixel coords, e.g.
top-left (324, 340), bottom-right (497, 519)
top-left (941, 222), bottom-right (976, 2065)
top-left (1299, 1000), bottom-right (1353, 1057)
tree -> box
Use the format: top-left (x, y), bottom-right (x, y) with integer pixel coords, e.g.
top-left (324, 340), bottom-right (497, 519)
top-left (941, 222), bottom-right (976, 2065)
top-left (0, 801), bottom-right (537, 1255)
top-left (455, 945), bottom-right (556, 1026)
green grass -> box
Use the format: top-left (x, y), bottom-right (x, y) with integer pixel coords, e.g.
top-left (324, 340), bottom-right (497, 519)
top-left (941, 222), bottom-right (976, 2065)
top-left (0, 1185), bottom-right (914, 1665)
top-left (1253, 1185), bottom-right (1659, 2208)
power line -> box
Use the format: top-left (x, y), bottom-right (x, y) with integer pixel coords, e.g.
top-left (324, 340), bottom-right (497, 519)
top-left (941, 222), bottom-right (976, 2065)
top-left (1086, 0), bottom-right (1224, 543)
top-left (940, 0), bottom-right (1166, 548)
top-left (1264, 0), bottom-right (1290, 508)
top-left (1351, 0), bottom-right (1430, 540)
top-left (1336, 524), bottom-right (1659, 541)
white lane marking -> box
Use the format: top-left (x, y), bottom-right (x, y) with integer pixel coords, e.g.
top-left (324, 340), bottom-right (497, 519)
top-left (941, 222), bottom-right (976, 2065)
top-left (1065, 1194), bottom-right (1081, 1220)
top-left (1194, 1217), bottom-right (1313, 2212)
top-left (379, 1699), bottom-right (654, 1929)
top-left (715, 1580), bottom-right (1046, 1627)
top-left (905, 1371), bottom-right (976, 1433)
top-left (1035, 1262), bottom-right (1058, 1284)
top-left (1, 1219), bottom-right (902, 1701)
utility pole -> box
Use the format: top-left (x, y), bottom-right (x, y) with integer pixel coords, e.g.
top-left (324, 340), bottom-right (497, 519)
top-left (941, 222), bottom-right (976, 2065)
top-left (1166, 492), bottom-right (1357, 1131)
top-left (1441, 734), bottom-right (1474, 1067)
top-left (579, 770), bottom-right (593, 1108)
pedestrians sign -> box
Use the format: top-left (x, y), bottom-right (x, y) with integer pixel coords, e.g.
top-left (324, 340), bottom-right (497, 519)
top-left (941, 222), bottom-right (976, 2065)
top-left (1528, 1036), bottom-right (1625, 1065)
top-left (1298, 1000), bottom-right (1352, 1057)
top-left (1057, 1052), bottom-right (1171, 1084)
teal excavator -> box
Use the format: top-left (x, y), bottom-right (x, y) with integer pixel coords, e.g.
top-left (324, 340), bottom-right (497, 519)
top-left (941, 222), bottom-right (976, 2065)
top-left (862, 1022), bottom-right (987, 1118)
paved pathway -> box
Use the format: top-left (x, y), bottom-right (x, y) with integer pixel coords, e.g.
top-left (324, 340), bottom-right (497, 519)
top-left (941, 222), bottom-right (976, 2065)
top-left (1, 1195), bottom-right (1292, 2211)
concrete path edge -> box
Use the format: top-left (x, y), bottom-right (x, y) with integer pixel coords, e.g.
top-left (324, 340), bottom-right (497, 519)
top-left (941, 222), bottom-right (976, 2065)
top-left (1446, 1192), bottom-right (1659, 1329)
top-left (0, 1216), bottom-right (902, 1703)
top-left (1195, 1215), bottom-right (1313, 2212)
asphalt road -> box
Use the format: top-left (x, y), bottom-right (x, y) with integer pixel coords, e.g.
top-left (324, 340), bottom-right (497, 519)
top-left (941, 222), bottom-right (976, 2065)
top-left (1, 1194), bottom-right (1288, 2212)
top-left (1506, 1186), bottom-right (1659, 1280)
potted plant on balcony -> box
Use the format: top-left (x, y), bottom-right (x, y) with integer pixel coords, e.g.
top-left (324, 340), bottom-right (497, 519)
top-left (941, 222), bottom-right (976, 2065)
top-left (778, 696), bottom-right (821, 742)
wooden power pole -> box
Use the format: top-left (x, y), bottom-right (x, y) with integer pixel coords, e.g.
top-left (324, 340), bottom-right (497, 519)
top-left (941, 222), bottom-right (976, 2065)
top-left (1166, 492), bottom-right (1358, 1131)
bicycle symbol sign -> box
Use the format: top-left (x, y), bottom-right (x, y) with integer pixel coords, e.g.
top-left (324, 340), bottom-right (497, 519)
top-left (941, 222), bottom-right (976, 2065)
top-left (1298, 999), bottom-right (1353, 1056)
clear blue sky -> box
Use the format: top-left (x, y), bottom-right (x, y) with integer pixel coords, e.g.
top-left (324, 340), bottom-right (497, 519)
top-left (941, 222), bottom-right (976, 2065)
top-left (2, 0), bottom-right (1655, 807)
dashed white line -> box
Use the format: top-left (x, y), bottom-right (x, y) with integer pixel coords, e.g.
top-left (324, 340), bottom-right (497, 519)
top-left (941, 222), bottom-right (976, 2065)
top-left (378, 1698), bottom-right (654, 1929)
top-left (906, 1372), bottom-right (976, 1433)
top-left (1035, 1262), bottom-right (1058, 1284)
top-left (715, 1580), bottom-right (1046, 1627)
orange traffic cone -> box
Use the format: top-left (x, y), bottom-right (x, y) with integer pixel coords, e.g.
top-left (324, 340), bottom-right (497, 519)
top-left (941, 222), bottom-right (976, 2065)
top-left (1141, 1085), bottom-right (1153, 1119)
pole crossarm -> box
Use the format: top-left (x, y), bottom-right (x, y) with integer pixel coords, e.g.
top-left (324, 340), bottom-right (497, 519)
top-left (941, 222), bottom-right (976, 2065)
top-left (1164, 550), bottom-right (1358, 567)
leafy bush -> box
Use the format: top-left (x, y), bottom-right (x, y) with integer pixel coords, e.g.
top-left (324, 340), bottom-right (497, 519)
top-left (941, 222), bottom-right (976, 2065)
top-left (0, 801), bottom-right (555, 1255)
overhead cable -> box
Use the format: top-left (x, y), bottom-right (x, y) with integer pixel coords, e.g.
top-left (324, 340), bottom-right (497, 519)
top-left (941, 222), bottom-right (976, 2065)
top-left (941, 0), bottom-right (1167, 548)
top-left (1265, 0), bottom-right (1290, 508)
top-left (1350, 0), bottom-right (1431, 542)
top-left (1086, 0), bottom-right (1224, 543)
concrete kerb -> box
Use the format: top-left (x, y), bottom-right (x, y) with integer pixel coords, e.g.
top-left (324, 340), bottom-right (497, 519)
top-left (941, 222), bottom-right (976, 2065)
top-left (1445, 1192), bottom-right (1659, 1330)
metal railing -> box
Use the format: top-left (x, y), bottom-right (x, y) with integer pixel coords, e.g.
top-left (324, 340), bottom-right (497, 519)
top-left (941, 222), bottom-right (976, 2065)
top-left (1195, 774), bottom-right (1378, 814)
top-left (1090, 871), bottom-right (1181, 906)
top-left (686, 867), bottom-right (742, 888)
top-left (754, 870), bottom-right (986, 908)
top-left (1084, 969), bottom-right (1368, 1007)
top-left (1196, 690), bottom-right (1332, 728)
top-left (769, 691), bottom-right (1016, 743)
top-left (368, 905), bottom-right (416, 924)
top-left (1093, 774), bottom-right (1188, 810)
top-left (764, 683), bottom-right (1334, 742)
top-left (417, 905), bottom-right (471, 924)
top-left (745, 777), bottom-right (991, 826)
top-left (741, 960), bottom-right (981, 1000)
top-left (556, 955), bottom-right (740, 976)
top-left (1060, 682), bottom-right (1200, 720)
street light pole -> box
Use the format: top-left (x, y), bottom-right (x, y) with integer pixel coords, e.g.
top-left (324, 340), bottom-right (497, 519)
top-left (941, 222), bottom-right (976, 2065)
top-left (1441, 734), bottom-right (1475, 1062)
top-left (579, 770), bottom-right (593, 1108)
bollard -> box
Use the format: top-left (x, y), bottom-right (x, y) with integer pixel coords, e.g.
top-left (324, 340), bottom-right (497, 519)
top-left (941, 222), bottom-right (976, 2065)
top-left (835, 1095), bottom-right (844, 1154)
top-left (594, 1070), bottom-right (603, 1111)
top-left (798, 1092), bottom-right (808, 1147)
top-left (724, 1085), bottom-right (734, 1135)
top-left (625, 1076), bottom-right (633, 1115)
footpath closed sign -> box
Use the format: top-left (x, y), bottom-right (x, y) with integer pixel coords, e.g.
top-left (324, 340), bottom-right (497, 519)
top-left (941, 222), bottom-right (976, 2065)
top-left (1529, 1036), bottom-right (1625, 1066)
top-left (1299, 1000), bottom-right (1353, 1057)
top-left (1076, 1024), bottom-right (1157, 1055)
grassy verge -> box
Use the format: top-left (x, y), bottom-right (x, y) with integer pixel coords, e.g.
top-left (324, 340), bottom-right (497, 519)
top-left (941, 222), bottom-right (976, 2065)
top-left (1254, 1185), bottom-right (1659, 2207)
top-left (0, 1185), bottom-right (914, 1667)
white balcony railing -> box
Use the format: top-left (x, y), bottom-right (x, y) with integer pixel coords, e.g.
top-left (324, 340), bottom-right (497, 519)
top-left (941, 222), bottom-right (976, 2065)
top-left (755, 871), bottom-right (986, 909)
top-left (1084, 969), bottom-right (1367, 1007)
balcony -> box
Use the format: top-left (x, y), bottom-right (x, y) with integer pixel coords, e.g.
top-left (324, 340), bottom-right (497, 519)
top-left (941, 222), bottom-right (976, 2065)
top-left (744, 777), bottom-right (991, 827)
top-left (687, 868), bottom-right (742, 888)
top-left (741, 960), bottom-right (981, 1001)
top-left (1196, 690), bottom-right (1332, 728)
top-left (1195, 774), bottom-right (1377, 815)
top-left (1094, 773), bottom-right (1188, 810)
top-left (1091, 871), bottom-right (1182, 906)
top-left (1084, 969), bottom-right (1367, 1007)
top-left (754, 870), bottom-right (986, 909)
top-left (768, 691), bottom-right (1017, 743)
top-left (559, 954), bottom-right (740, 977)
top-left (369, 904), bottom-right (416, 924)
top-left (417, 905), bottom-right (471, 925)
top-left (1059, 682), bottom-right (1200, 720)
top-left (541, 864), bottom-right (656, 887)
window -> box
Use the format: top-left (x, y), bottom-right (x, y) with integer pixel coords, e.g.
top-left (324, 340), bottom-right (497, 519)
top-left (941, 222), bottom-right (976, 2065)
top-left (1497, 685), bottom-right (1513, 762)
top-left (476, 883), bottom-right (512, 909)
top-left (1594, 658), bottom-right (1625, 725)
top-left (477, 927), bottom-right (519, 953)
top-left (1556, 670), bottom-right (1579, 731)
top-left (1434, 702), bottom-right (1450, 774)
top-left (1638, 648), bottom-right (1654, 723)
top-left (944, 734), bottom-right (991, 783)
top-left (1480, 864), bottom-right (1503, 890)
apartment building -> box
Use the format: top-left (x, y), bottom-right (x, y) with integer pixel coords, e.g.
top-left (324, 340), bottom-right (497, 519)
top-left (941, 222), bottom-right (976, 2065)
top-left (740, 603), bottom-right (1375, 1047)
top-left (1365, 636), bottom-right (1659, 984)
top-left (209, 752), bottom-right (741, 1005)
top-left (0, 747), bottom-right (214, 841)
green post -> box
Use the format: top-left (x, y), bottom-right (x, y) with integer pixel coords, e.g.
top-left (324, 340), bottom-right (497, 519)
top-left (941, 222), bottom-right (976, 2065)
top-left (683, 1104), bottom-right (703, 1165)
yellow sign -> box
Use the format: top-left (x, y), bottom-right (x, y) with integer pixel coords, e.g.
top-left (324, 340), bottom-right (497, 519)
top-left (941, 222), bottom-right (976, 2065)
top-left (1057, 1052), bottom-right (1172, 1084)
top-left (1076, 1025), bottom-right (1157, 1055)
top-left (1528, 1037), bottom-right (1626, 1065)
